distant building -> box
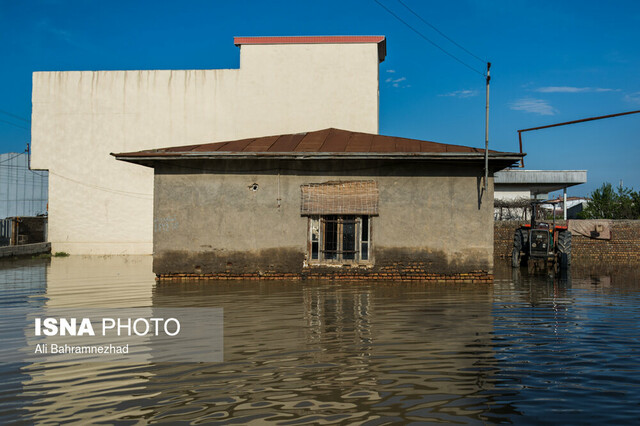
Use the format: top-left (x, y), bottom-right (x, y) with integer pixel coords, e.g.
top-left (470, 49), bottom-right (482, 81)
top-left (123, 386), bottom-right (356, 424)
top-left (114, 128), bottom-right (523, 281)
top-left (494, 169), bottom-right (587, 220)
top-left (540, 197), bottom-right (590, 219)
top-left (31, 36), bottom-right (386, 255)
top-left (0, 152), bottom-right (48, 218)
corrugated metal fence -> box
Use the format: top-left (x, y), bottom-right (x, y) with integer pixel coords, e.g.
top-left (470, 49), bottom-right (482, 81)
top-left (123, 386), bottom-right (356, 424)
top-left (0, 152), bottom-right (48, 219)
top-left (0, 218), bottom-right (12, 245)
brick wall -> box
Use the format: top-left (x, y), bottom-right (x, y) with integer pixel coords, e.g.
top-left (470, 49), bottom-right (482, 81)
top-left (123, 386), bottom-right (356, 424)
top-left (157, 263), bottom-right (492, 283)
top-left (495, 220), bottom-right (640, 264)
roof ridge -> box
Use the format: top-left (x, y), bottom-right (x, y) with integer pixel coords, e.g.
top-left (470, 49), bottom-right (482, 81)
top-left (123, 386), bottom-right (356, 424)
top-left (113, 127), bottom-right (523, 157)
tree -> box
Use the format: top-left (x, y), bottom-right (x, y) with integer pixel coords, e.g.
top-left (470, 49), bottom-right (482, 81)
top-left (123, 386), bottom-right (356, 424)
top-left (579, 182), bottom-right (640, 219)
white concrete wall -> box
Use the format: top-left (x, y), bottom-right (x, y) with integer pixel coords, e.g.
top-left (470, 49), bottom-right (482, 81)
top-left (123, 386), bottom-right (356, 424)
top-left (31, 41), bottom-right (381, 254)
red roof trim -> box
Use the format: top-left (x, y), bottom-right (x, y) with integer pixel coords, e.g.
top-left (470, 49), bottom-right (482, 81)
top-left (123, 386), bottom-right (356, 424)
top-left (234, 36), bottom-right (385, 46)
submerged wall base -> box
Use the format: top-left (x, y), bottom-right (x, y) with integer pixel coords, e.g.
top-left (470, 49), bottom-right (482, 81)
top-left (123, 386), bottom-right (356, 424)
top-left (156, 270), bottom-right (493, 283)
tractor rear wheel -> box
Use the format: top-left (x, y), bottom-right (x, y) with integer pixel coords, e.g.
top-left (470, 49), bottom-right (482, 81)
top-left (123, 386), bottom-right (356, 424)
top-left (512, 229), bottom-right (523, 268)
top-left (557, 231), bottom-right (572, 269)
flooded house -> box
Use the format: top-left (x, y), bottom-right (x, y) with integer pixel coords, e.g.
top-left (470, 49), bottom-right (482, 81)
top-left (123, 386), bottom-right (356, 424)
top-left (114, 128), bottom-right (523, 282)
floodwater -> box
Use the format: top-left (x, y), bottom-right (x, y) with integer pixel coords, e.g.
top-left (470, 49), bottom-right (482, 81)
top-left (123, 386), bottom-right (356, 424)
top-left (1, 256), bottom-right (640, 424)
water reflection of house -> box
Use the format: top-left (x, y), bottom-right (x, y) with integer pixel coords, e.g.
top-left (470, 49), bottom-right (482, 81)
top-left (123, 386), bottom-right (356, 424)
top-left (18, 256), bottom-right (155, 424)
top-left (150, 279), bottom-right (498, 420)
top-left (13, 257), bottom-right (502, 423)
top-left (114, 128), bottom-right (522, 281)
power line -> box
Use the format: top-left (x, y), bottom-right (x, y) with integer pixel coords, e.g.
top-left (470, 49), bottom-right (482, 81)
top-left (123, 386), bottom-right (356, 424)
top-left (49, 170), bottom-right (152, 199)
top-left (0, 153), bottom-right (26, 164)
top-left (0, 118), bottom-right (29, 130)
top-left (0, 165), bottom-right (48, 178)
top-left (373, 0), bottom-right (486, 76)
top-left (0, 109), bottom-right (30, 123)
top-left (396, 0), bottom-right (486, 64)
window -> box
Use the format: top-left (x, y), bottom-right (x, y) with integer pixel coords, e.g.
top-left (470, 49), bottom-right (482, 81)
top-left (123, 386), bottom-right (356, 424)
top-left (302, 180), bottom-right (377, 265)
top-left (309, 215), bottom-right (371, 263)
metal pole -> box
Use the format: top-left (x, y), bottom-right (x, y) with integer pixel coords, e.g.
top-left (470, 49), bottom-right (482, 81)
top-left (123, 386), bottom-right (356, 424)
top-left (484, 62), bottom-right (491, 191)
top-left (517, 110), bottom-right (640, 161)
top-left (518, 109), bottom-right (640, 134)
top-left (563, 188), bottom-right (567, 220)
top-left (518, 131), bottom-right (524, 168)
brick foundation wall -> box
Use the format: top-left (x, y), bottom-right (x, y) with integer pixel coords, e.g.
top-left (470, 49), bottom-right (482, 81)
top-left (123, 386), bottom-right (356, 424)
top-left (157, 262), bottom-right (493, 283)
top-left (495, 220), bottom-right (640, 263)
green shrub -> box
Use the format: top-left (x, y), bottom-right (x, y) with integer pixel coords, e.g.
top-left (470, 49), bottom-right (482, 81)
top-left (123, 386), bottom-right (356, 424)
top-left (579, 183), bottom-right (640, 219)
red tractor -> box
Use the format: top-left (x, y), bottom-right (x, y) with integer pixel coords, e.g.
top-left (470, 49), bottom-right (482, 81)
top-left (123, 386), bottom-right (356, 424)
top-left (511, 202), bottom-right (572, 269)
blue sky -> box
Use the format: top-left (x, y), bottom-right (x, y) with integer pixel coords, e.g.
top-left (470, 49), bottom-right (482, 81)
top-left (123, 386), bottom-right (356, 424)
top-left (1, 0), bottom-right (639, 196)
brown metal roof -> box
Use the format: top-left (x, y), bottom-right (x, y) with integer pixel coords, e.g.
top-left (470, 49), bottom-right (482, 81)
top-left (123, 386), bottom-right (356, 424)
top-left (117, 128), bottom-right (497, 155)
top-left (113, 128), bottom-right (524, 167)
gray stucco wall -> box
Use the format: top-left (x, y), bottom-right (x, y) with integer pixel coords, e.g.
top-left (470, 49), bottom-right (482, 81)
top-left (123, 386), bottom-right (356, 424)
top-left (152, 159), bottom-right (495, 275)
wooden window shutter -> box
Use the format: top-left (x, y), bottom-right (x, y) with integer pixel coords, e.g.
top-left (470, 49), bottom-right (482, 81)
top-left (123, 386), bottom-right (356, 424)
top-left (300, 181), bottom-right (379, 215)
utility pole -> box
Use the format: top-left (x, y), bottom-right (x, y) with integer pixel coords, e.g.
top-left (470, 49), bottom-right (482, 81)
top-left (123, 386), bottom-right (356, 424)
top-left (484, 62), bottom-right (491, 191)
